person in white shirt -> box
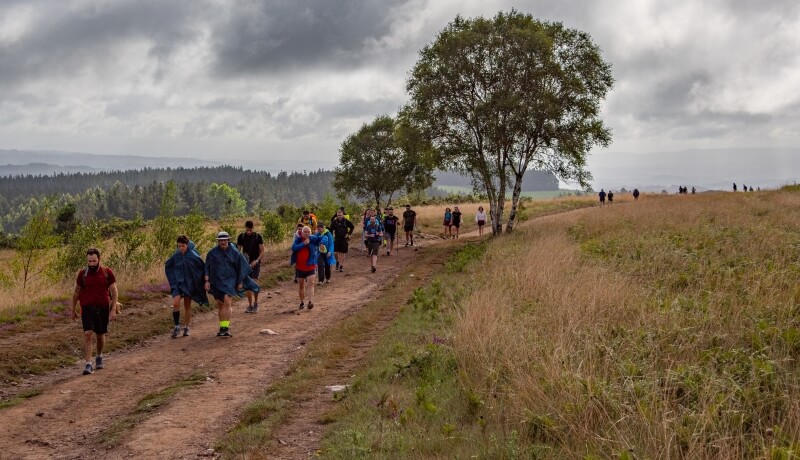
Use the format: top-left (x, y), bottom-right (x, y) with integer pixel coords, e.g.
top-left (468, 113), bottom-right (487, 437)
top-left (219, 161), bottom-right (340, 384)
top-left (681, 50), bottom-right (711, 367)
top-left (475, 206), bottom-right (487, 237)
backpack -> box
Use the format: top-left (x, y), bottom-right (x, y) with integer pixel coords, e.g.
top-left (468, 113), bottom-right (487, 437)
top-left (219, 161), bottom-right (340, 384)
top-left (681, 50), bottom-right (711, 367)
top-left (78, 266), bottom-right (122, 313)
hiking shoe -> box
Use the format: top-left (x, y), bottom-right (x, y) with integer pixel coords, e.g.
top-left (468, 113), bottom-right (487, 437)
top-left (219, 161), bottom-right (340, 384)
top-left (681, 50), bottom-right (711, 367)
top-left (217, 327), bottom-right (225, 337)
top-left (387, 250), bottom-right (391, 256)
top-left (299, 302), bottom-right (305, 310)
top-left (294, 278), bottom-right (298, 283)
top-left (95, 356), bottom-right (104, 370)
top-left (183, 327), bottom-right (190, 337)
top-left (219, 327), bottom-right (232, 338)
top-left (339, 265), bottom-right (344, 272)
top-left (252, 303), bottom-right (259, 313)
top-left (171, 325), bottom-right (181, 338)
top-left (325, 279), bottom-right (331, 284)
top-left (245, 305), bottom-right (254, 314)
top-left (83, 363), bottom-right (94, 375)
top-left (307, 302), bottom-right (314, 310)
top-left (371, 266), bottom-right (377, 273)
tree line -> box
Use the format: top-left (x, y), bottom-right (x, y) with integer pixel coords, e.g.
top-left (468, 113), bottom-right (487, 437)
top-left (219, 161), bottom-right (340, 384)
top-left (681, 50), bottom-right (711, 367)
top-left (0, 167), bottom-right (336, 234)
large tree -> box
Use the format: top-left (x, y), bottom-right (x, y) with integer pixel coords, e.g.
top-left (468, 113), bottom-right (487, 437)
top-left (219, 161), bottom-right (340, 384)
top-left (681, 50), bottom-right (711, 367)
top-left (406, 10), bottom-right (613, 234)
top-left (334, 115), bottom-right (436, 209)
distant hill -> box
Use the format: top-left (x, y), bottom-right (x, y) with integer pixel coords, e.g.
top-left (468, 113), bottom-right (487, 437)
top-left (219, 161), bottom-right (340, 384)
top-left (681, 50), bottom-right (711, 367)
top-left (0, 149), bottom-right (219, 175)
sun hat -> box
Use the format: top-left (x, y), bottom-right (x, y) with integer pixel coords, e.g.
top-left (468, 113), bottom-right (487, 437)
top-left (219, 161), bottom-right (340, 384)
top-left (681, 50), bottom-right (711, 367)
top-left (216, 231), bottom-right (231, 240)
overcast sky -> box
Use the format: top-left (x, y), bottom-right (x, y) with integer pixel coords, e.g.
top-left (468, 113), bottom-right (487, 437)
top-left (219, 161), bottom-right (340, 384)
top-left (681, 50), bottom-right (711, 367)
top-left (1, 0), bottom-right (798, 186)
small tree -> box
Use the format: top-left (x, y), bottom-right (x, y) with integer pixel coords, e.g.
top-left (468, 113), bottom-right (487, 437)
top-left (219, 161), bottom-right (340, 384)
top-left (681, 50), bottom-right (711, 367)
top-left (334, 115), bottom-right (436, 209)
top-left (261, 211), bottom-right (289, 245)
top-left (12, 202), bottom-right (61, 289)
top-left (48, 219), bottom-right (102, 279)
top-left (150, 180), bottom-right (179, 260)
top-left (180, 205), bottom-right (212, 253)
top-left (207, 183), bottom-right (247, 219)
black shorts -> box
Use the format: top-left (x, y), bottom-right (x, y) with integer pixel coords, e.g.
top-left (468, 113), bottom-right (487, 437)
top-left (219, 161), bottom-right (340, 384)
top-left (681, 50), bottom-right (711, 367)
top-left (249, 262), bottom-right (261, 280)
top-left (404, 225), bottom-right (414, 232)
top-left (334, 236), bottom-right (349, 253)
top-left (295, 268), bottom-right (316, 279)
top-left (367, 240), bottom-right (381, 256)
top-left (452, 222), bottom-right (461, 228)
top-left (81, 304), bottom-right (110, 334)
top-left (385, 230), bottom-right (396, 241)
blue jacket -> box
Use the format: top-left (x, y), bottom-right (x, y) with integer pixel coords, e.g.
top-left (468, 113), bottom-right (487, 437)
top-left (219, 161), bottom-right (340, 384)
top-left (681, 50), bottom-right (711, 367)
top-left (165, 240), bottom-right (209, 306)
top-left (205, 243), bottom-right (259, 299)
top-left (317, 229), bottom-right (336, 265)
top-left (291, 234), bottom-right (323, 268)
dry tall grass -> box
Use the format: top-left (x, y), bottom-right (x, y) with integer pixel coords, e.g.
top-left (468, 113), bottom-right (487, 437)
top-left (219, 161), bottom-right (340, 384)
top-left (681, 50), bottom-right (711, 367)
top-left (454, 190), bottom-right (800, 458)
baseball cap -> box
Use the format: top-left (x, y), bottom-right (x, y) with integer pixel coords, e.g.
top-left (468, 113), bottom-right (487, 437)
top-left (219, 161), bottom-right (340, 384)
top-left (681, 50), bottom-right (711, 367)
top-left (216, 231), bottom-right (231, 240)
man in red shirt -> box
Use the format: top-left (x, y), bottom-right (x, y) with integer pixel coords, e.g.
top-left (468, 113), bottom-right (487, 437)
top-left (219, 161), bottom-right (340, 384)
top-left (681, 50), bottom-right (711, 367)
top-left (71, 248), bottom-right (118, 375)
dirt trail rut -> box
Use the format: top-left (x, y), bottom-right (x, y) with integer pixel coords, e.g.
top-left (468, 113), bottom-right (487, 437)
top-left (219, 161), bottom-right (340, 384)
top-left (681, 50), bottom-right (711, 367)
top-left (0, 234), bottom-right (453, 459)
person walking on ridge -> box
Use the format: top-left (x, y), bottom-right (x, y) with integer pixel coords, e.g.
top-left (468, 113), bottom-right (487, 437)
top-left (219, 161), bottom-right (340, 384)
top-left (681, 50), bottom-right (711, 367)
top-left (204, 231), bottom-right (258, 338)
top-left (330, 209), bottom-right (354, 272)
top-left (291, 226), bottom-right (322, 309)
top-left (165, 235), bottom-right (208, 338)
top-left (382, 207), bottom-right (400, 255)
top-left (236, 220), bottom-right (265, 313)
top-left (402, 204), bottom-right (417, 247)
top-left (364, 214), bottom-right (384, 273)
top-left (71, 247), bottom-right (118, 375)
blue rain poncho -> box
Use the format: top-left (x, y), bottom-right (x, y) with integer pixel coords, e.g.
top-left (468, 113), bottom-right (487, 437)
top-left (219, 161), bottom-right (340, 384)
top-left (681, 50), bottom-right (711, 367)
top-left (164, 240), bottom-right (209, 306)
top-left (205, 243), bottom-right (260, 301)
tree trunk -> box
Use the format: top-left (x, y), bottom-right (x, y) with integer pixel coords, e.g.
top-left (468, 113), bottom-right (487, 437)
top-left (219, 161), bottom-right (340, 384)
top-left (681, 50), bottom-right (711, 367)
top-left (505, 174), bottom-right (524, 233)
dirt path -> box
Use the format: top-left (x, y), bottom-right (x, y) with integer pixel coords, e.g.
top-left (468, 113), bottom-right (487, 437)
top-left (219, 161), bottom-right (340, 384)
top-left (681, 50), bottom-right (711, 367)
top-left (0, 233), bottom-right (453, 459)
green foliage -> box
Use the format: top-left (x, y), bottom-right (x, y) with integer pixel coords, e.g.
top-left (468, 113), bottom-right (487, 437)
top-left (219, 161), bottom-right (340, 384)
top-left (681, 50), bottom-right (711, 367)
top-left (180, 205), bottom-right (212, 253)
top-left (48, 219), bottom-right (102, 279)
top-left (260, 211), bottom-right (289, 245)
top-left (149, 181), bottom-right (179, 260)
top-left (207, 182), bottom-right (246, 219)
top-left (445, 242), bottom-right (487, 273)
top-left (334, 115), bottom-right (436, 209)
top-left (11, 201), bottom-right (61, 289)
top-left (107, 215), bottom-right (155, 271)
top-left (406, 10), bottom-right (613, 233)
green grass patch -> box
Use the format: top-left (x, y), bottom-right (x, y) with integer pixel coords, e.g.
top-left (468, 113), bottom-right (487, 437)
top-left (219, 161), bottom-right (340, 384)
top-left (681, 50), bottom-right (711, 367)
top-left (0, 388), bottom-right (42, 410)
top-left (100, 372), bottom-right (207, 446)
top-left (216, 244), bottom-right (458, 458)
top-left (318, 244), bottom-right (518, 459)
top-left (260, 265), bottom-right (294, 289)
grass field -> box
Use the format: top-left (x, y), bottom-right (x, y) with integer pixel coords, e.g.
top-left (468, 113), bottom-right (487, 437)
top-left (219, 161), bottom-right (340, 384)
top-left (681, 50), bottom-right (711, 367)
top-left (319, 189), bottom-right (800, 458)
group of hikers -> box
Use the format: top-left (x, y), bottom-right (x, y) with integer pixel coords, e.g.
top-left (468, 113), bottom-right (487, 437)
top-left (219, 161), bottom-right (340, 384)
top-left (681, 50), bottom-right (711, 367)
top-left (70, 204), bottom-right (431, 375)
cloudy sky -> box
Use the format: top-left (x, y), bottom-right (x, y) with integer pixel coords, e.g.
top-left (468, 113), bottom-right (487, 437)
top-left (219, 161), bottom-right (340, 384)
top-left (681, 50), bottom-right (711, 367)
top-left (1, 0), bottom-right (799, 187)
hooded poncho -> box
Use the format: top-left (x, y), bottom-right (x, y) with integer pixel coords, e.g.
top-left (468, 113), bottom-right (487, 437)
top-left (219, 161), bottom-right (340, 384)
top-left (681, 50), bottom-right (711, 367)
top-left (205, 243), bottom-right (260, 300)
top-left (165, 240), bottom-right (209, 306)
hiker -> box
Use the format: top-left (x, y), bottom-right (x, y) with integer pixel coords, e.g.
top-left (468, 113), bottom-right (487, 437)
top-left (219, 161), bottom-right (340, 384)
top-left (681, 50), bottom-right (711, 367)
top-left (691, 187), bottom-right (696, 194)
top-left (330, 209), bottom-right (354, 272)
top-left (443, 207), bottom-right (453, 238)
top-left (329, 206), bottom-right (350, 225)
top-left (236, 220), bottom-right (265, 313)
top-left (298, 210), bottom-right (317, 229)
top-left (364, 215), bottom-right (384, 273)
top-left (599, 189), bottom-right (606, 205)
top-left (361, 208), bottom-right (374, 253)
top-left (204, 231), bottom-right (258, 338)
top-left (451, 206), bottom-right (462, 238)
top-left (164, 235), bottom-right (208, 338)
top-left (316, 222), bottom-right (335, 285)
top-left (382, 207), bottom-right (400, 255)
top-left (291, 222), bottom-right (304, 283)
top-left (632, 189), bottom-right (640, 201)
top-left (402, 204), bottom-right (417, 247)
top-left (475, 206), bottom-right (487, 236)
top-left (607, 191), bottom-right (614, 204)
top-left (749, 186), bottom-right (754, 192)
top-left (733, 183), bottom-right (737, 192)
top-left (291, 226), bottom-right (322, 309)
top-left (71, 247), bottom-right (118, 375)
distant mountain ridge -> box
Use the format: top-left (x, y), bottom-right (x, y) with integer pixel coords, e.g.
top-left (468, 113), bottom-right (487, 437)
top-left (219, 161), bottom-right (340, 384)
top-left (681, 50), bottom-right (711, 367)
top-left (0, 149), bottom-right (219, 175)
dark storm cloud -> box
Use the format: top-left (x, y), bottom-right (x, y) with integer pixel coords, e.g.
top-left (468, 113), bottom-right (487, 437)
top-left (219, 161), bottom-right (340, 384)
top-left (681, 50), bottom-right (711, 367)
top-left (211, 0), bottom-right (414, 76)
top-left (0, 0), bottom-right (204, 88)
